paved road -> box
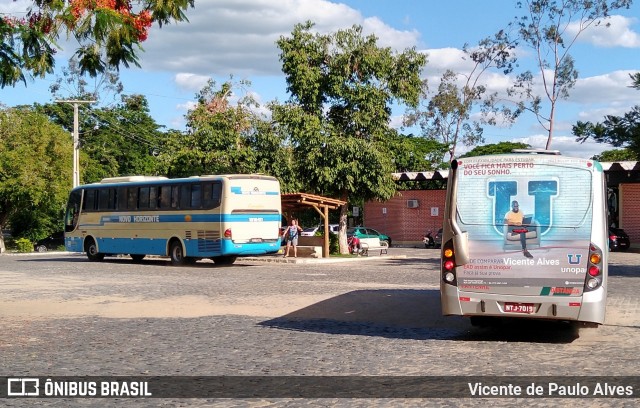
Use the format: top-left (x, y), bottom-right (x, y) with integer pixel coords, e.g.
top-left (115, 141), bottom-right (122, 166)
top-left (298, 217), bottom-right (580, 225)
top-left (1, 248), bottom-right (639, 406)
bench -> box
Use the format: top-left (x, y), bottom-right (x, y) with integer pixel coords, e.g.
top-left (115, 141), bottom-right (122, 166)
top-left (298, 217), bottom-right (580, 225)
top-left (359, 237), bottom-right (389, 256)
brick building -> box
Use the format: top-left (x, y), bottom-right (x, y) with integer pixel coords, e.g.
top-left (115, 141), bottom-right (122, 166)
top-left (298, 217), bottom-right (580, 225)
top-left (363, 163), bottom-right (640, 248)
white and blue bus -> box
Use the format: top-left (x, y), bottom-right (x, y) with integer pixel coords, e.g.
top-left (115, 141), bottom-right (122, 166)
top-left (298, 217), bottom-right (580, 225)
top-left (440, 150), bottom-right (608, 326)
top-left (64, 174), bottom-right (282, 265)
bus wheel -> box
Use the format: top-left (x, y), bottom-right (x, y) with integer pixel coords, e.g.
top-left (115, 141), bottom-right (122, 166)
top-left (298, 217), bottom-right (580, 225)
top-left (85, 238), bottom-right (104, 262)
top-left (213, 256), bottom-right (237, 266)
top-left (169, 241), bottom-right (186, 266)
top-left (130, 254), bottom-right (145, 262)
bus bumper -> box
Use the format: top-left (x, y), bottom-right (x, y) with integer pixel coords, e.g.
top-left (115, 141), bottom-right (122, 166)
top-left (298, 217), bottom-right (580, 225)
top-left (441, 284), bottom-right (606, 324)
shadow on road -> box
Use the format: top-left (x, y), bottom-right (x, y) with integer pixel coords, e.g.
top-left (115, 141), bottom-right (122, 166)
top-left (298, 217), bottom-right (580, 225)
top-left (608, 263), bottom-right (640, 277)
top-left (259, 289), bottom-right (580, 343)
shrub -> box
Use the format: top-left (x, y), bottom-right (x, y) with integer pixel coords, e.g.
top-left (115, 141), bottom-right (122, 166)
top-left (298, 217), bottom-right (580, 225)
top-left (15, 238), bottom-right (33, 253)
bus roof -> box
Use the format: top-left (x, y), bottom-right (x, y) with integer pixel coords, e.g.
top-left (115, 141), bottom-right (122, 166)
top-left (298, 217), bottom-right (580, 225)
top-left (97, 176), bottom-right (168, 184)
top-left (511, 149), bottom-right (561, 155)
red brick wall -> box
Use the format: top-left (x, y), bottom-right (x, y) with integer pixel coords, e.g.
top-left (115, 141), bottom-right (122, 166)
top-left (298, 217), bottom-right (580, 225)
top-left (620, 183), bottom-right (640, 247)
top-left (363, 190), bottom-right (446, 245)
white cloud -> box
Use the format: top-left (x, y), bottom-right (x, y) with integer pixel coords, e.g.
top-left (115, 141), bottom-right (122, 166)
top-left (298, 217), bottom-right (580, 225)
top-left (422, 48), bottom-right (470, 74)
top-left (570, 15), bottom-right (640, 48)
top-left (570, 70), bottom-right (639, 105)
top-left (140, 0), bottom-right (420, 77)
top-left (510, 134), bottom-right (613, 159)
top-left (174, 73), bottom-right (211, 91)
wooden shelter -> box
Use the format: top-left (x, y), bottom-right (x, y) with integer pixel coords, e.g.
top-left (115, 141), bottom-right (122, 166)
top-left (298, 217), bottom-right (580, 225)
top-left (281, 193), bottom-right (346, 257)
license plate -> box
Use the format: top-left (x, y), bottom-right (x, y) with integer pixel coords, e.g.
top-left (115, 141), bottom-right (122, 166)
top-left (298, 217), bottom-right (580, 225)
top-left (250, 238), bottom-right (263, 243)
top-left (504, 302), bottom-right (536, 314)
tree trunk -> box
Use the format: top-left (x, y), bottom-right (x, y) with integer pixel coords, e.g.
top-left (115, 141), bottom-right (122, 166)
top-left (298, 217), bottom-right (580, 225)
top-left (339, 190), bottom-right (349, 254)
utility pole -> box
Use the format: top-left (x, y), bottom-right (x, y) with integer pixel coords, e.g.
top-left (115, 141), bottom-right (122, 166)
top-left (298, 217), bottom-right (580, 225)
top-left (56, 100), bottom-right (94, 187)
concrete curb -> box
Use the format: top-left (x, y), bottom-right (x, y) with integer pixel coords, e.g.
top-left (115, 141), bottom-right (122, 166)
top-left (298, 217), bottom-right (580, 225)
top-left (0, 251), bottom-right (407, 264)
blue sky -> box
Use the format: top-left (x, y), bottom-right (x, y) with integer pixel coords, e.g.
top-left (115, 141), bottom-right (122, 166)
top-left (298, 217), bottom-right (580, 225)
top-left (2, 0), bottom-right (640, 159)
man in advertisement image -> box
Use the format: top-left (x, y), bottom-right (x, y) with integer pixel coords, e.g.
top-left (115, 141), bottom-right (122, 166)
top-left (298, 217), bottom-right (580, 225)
top-left (504, 200), bottom-right (533, 259)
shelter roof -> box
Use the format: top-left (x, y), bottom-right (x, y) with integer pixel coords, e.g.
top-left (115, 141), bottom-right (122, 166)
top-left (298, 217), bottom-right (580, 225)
top-left (281, 193), bottom-right (346, 212)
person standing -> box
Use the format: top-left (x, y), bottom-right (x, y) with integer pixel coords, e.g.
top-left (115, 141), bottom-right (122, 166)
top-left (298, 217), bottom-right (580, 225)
top-left (283, 219), bottom-right (303, 258)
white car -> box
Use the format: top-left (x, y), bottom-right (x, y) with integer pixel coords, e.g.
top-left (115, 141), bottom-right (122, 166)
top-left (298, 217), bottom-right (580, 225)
top-left (300, 224), bottom-right (339, 236)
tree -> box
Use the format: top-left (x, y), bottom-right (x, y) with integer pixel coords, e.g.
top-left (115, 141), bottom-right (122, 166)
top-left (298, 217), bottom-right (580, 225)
top-left (573, 106), bottom-right (640, 158)
top-left (49, 57), bottom-right (123, 102)
top-left (573, 73), bottom-right (640, 159)
top-left (512, 0), bottom-right (632, 149)
top-left (405, 30), bottom-right (520, 160)
top-left (275, 22), bottom-right (427, 253)
top-left (0, 0), bottom-right (194, 87)
top-left (0, 106), bottom-right (72, 251)
top-left (459, 141), bottom-right (531, 157)
top-left (389, 134), bottom-right (448, 172)
top-left (591, 148), bottom-right (638, 162)
top-left (159, 79), bottom-right (302, 191)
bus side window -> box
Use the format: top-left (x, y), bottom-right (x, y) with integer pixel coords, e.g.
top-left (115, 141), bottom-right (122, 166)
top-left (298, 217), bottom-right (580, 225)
top-left (159, 186), bottom-right (171, 209)
top-left (203, 182), bottom-right (222, 208)
top-left (171, 185), bottom-right (180, 209)
top-left (138, 187), bottom-right (150, 209)
top-left (83, 189), bottom-right (97, 211)
top-left (117, 187), bottom-right (127, 210)
top-left (149, 186), bottom-right (158, 210)
top-left (127, 187), bottom-right (137, 210)
top-left (98, 188), bottom-right (110, 210)
top-left (191, 184), bottom-right (201, 208)
top-left (180, 184), bottom-right (191, 209)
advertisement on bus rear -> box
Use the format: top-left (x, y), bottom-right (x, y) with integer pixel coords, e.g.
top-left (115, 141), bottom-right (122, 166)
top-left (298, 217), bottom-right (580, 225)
top-left (454, 155), bottom-right (596, 295)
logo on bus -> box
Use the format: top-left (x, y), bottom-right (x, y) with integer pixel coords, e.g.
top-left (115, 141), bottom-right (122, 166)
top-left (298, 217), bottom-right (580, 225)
top-left (567, 254), bottom-right (582, 265)
top-left (488, 179), bottom-right (558, 235)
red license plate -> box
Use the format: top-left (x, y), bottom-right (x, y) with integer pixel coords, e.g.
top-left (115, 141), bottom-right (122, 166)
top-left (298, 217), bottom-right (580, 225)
top-left (504, 302), bottom-right (536, 314)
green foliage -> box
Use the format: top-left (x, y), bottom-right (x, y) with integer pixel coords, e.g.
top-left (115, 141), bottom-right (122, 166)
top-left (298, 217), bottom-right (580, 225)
top-left (0, 1), bottom-right (194, 88)
top-left (0, 106), bottom-right (71, 243)
top-left (405, 29), bottom-right (520, 160)
top-left (460, 141), bottom-right (531, 158)
top-left (573, 107), bottom-right (640, 159)
top-left (314, 230), bottom-right (340, 255)
top-left (14, 238), bottom-right (33, 253)
top-left (276, 22), bottom-right (427, 253)
top-left (159, 79), bottom-right (302, 192)
top-left (37, 94), bottom-right (165, 183)
top-left (276, 22), bottom-right (427, 202)
top-left (389, 134), bottom-right (448, 171)
top-left (591, 149), bottom-right (639, 162)
top-left (573, 74), bottom-right (640, 159)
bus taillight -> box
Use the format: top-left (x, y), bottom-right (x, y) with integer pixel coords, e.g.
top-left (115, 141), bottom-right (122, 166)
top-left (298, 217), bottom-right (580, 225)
top-left (442, 240), bottom-right (457, 285)
top-left (584, 243), bottom-right (603, 292)
top-left (224, 228), bottom-right (232, 239)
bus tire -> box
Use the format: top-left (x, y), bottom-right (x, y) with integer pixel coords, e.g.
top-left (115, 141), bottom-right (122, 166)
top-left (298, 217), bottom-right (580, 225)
top-left (84, 238), bottom-right (104, 262)
top-left (169, 241), bottom-right (186, 266)
top-left (130, 254), bottom-right (145, 262)
top-left (213, 256), bottom-right (237, 266)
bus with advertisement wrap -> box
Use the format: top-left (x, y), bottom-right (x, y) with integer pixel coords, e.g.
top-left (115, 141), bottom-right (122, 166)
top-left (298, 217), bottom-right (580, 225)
top-left (64, 174), bottom-right (282, 265)
top-left (440, 150), bottom-right (608, 326)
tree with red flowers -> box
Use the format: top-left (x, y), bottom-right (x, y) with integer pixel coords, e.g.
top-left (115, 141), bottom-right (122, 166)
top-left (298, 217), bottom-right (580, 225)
top-left (0, 0), bottom-right (194, 88)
